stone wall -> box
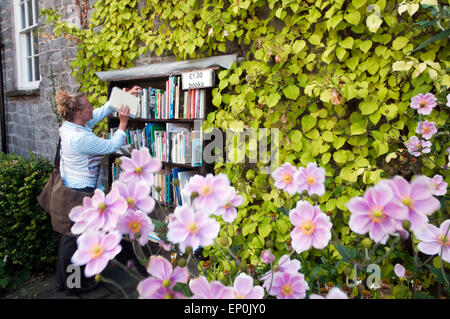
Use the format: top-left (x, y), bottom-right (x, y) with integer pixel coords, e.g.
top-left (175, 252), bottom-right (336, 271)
top-left (0, 0), bottom-right (175, 161)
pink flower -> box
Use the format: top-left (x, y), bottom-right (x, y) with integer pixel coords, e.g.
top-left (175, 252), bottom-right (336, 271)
top-left (119, 147), bottom-right (162, 187)
top-left (289, 201), bottom-right (332, 253)
top-left (406, 136), bottom-right (432, 157)
top-left (83, 188), bottom-right (127, 232)
top-left (272, 163), bottom-right (298, 195)
top-left (261, 250), bottom-right (275, 264)
top-left (416, 121), bottom-right (437, 140)
top-left (117, 209), bottom-right (154, 245)
top-left (69, 196), bottom-right (94, 235)
top-left (268, 272), bottom-right (309, 299)
top-left (112, 180), bottom-right (155, 214)
top-left (261, 255), bottom-right (301, 290)
top-left (410, 93), bottom-right (437, 115)
top-left (158, 240), bottom-right (172, 251)
top-left (430, 175), bottom-right (447, 196)
top-left (309, 287), bottom-right (348, 299)
top-left (385, 176), bottom-right (441, 232)
top-left (189, 276), bottom-right (233, 299)
top-left (415, 220), bottom-right (450, 263)
top-left (231, 273), bottom-right (264, 299)
top-left (71, 230), bottom-right (122, 277)
top-left (295, 162), bottom-right (326, 197)
top-left (183, 174), bottom-right (230, 211)
top-left (137, 279), bottom-right (185, 299)
top-left (167, 206), bottom-right (220, 253)
top-left (346, 182), bottom-right (409, 244)
top-left (394, 264), bottom-right (406, 279)
top-left (214, 187), bottom-right (244, 223)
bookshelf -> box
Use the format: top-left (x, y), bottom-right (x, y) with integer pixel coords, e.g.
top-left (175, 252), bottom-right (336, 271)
top-left (100, 59), bottom-right (232, 209)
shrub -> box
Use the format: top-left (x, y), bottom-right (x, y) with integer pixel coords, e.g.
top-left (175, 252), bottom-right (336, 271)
top-left (0, 151), bottom-right (58, 292)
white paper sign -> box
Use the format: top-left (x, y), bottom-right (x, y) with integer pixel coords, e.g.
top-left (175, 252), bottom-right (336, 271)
top-left (181, 69), bottom-right (214, 90)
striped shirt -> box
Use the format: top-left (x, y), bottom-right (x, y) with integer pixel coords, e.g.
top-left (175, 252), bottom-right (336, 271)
top-left (60, 102), bottom-right (126, 190)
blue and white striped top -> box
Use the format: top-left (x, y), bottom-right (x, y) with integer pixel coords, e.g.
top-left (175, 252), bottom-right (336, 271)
top-left (59, 102), bottom-right (126, 190)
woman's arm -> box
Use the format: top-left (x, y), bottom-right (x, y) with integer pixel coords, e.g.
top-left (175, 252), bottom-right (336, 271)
top-left (70, 130), bottom-right (127, 155)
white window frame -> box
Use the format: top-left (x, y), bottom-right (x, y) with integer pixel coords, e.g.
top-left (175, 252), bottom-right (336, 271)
top-left (13, 0), bottom-right (40, 90)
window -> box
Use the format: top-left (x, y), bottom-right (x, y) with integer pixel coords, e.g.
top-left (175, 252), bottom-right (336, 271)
top-left (13, 0), bottom-right (40, 90)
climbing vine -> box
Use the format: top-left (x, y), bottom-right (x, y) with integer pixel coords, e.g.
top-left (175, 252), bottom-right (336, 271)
top-left (42, 0), bottom-right (449, 297)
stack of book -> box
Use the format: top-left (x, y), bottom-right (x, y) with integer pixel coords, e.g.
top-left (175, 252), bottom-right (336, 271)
top-left (151, 168), bottom-right (198, 206)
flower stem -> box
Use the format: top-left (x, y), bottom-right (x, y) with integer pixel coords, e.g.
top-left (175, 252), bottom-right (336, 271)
top-left (111, 258), bottom-right (144, 281)
top-left (100, 275), bottom-right (130, 299)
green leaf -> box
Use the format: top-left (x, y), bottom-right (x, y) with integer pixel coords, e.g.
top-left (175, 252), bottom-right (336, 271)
top-left (352, 0), bottom-right (367, 9)
top-left (345, 10), bottom-right (361, 25)
top-left (340, 37), bottom-right (354, 49)
top-left (333, 150), bottom-right (348, 164)
top-left (266, 92), bottom-right (281, 108)
top-left (283, 85), bottom-right (300, 100)
top-left (359, 40), bottom-right (372, 53)
top-left (259, 222), bottom-right (272, 238)
top-left (336, 47), bottom-right (347, 61)
top-left (392, 37), bottom-right (409, 50)
top-left (301, 115), bottom-right (317, 132)
top-left (242, 222), bottom-right (258, 236)
top-left (359, 100), bottom-right (378, 115)
top-left (412, 29), bottom-right (450, 53)
top-left (293, 40), bottom-right (306, 54)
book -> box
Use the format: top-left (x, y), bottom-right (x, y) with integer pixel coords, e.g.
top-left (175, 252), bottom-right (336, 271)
top-left (108, 86), bottom-right (140, 118)
top-left (172, 167), bottom-right (191, 206)
top-left (177, 170), bottom-right (198, 205)
top-left (191, 130), bottom-right (202, 166)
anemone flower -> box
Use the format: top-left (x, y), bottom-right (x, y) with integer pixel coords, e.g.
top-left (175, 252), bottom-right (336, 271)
top-left (182, 173), bottom-right (231, 211)
top-left (406, 136), bottom-right (432, 157)
top-left (415, 121), bottom-right (437, 140)
top-left (213, 187), bottom-right (244, 223)
top-left (410, 93), bottom-right (437, 115)
top-left (415, 219), bottom-right (450, 263)
top-left (167, 205), bottom-right (220, 253)
top-left (117, 209), bottom-right (154, 245)
top-left (346, 182), bottom-right (408, 244)
top-left (294, 162), bottom-right (326, 197)
top-left (394, 264), bottom-right (406, 279)
top-left (268, 271), bottom-right (308, 299)
top-left (430, 175), bottom-right (448, 196)
top-left (261, 250), bottom-right (275, 264)
top-left (71, 230), bottom-right (122, 277)
top-left (272, 163), bottom-right (299, 195)
top-left (69, 196), bottom-right (93, 235)
top-left (289, 201), bottom-right (332, 253)
top-left (119, 147), bottom-right (162, 187)
top-left (384, 175), bottom-right (441, 232)
top-left (261, 255), bottom-right (301, 290)
top-left (189, 276), bottom-right (233, 299)
top-left (112, 180), bottom-right (155, 214)
top-left (230, 273), bottom-right (264, 299)
top-left (83, 188), bottom-right (127, 232)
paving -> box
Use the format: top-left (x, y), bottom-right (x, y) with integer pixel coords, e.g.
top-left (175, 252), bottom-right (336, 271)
top-left (1, 262), bottom-right (140, 299)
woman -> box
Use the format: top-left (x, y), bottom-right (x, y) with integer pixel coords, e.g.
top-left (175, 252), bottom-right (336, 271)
top-left (54, 86), bottom-right (141, 294)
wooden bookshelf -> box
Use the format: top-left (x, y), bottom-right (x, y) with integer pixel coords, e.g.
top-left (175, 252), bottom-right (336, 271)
top-left (104, 68), bottom-right (218, 209)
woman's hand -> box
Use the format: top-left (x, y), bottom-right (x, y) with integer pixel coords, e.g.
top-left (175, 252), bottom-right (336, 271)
top-left (125, 86), bottom-right (142, 97)
top-left (118, 105), bottom-right (130, 131)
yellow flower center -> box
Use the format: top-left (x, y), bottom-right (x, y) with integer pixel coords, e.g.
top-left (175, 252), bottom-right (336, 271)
top-left (300, 220), bottom-right (315, 235)
top-left (164, 292), bottom-right (174, 299)
top-left (127, 197), bottom-right (135, 206)
top-left (420, 101), bottom-right (426, 108)
top-left (201, 185), bottom-right (213, 196)
top-left (135, 166), bottom-right (143, 175)
top-left (187, 222), bottom-right (200, 234)
top-left (306, 175), bottom-right (317, 186)
top-left (98, 202), bottom-right (106, 213)
top-left (282, 173), bottom-right (293, 184)
top-left (128, 220), bottom-right (142, 233)
top-left (370, 208), bottom-right (385, 223)
top-left (282, 283), bottom-right (294, 297)
top-left (402, 197), bottom-right (414, 209)
top-left (90, 244), bottom-right (104, 259)
top-left (162, 279), bottom-right (171, 288)
top-left (423, 127), bottom-right (430, 133)
top-left (224, 202), bottom-right (232, 209)
top-left (438, 235), bottom-right (450, 247)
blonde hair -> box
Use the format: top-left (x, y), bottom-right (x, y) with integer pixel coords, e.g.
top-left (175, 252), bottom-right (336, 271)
top-left (55, 90), bottom-right (86, 121)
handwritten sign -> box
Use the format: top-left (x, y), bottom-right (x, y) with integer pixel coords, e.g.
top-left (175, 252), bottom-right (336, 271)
top-left (181, 69), bottom-right (215, 90)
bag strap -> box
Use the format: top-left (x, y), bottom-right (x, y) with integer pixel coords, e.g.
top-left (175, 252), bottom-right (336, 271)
top-left (54, 138), bottom-right (61, 169)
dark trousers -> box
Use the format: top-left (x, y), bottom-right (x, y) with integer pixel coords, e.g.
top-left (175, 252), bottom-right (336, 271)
top-left (55, 186), bottom-right (95, 291)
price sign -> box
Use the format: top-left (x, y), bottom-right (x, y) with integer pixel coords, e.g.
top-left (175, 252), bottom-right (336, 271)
top-left (181, 68), bottom-right (215, 90)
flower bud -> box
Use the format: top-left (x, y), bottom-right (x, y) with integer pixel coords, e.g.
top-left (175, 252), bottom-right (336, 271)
top-left (302, 190), bottom-right (309, 196)
top-left (173, 179), bottom-right (180, 187)
top-left (155, 186), bottom-right (161, 193)
top-left (134, 232), bottom-right (141, 239)
top-left (191, 192), bottom-right (199, 199)
top-left (361, 238), bottom-right (372, 249)
top-left (114, 158), bottom-right (122, 166)
top-left (344, 266), bottom-right (353, 276)
top-left (177, 258), bottom-right (187, 267)
top-left (311, 194), bottom-right (319, 202)
top-left (219, 237), bottom-right (229, 247)
top-left (184, 246), bottom-right (193, 255)
top-left (265, 240), bottom-right (275, 249)
top-left (210, 255), bottom-right (218, 264)
top-left (239, 260), bottom-right (248, 272)
top-left (402, 219), bottom-right (411, 231)
top-left (95, 274), bottom-right (102, 283)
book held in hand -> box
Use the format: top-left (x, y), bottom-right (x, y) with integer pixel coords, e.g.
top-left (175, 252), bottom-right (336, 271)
top-left (108, 86), bottom-right (140, 118)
